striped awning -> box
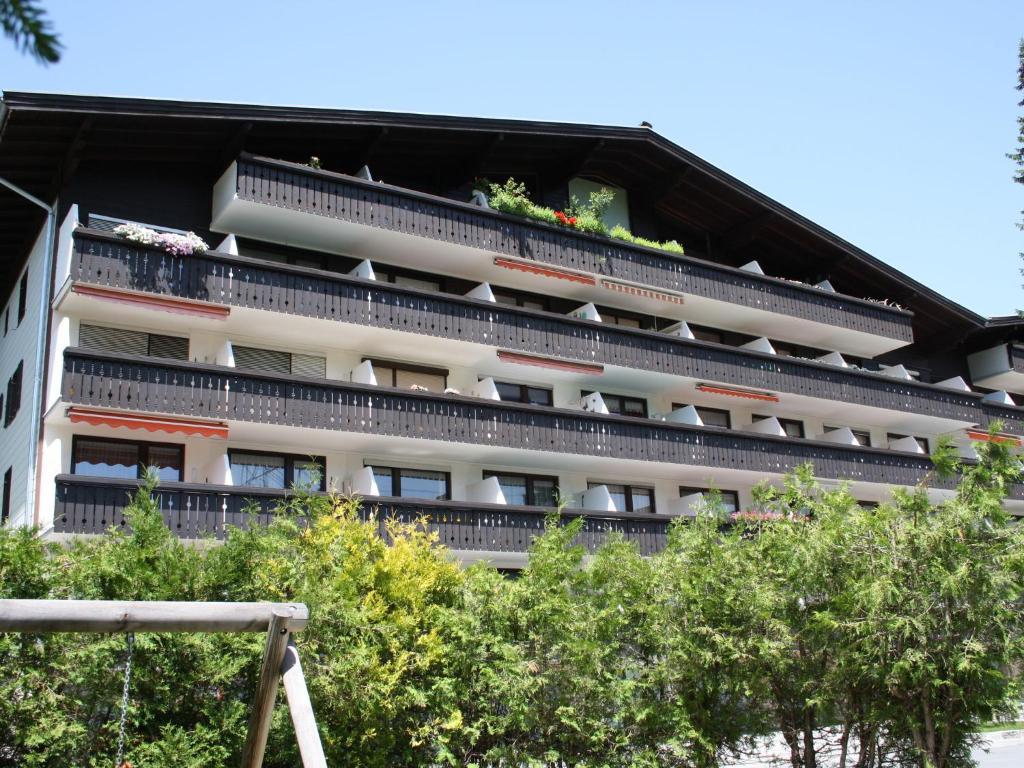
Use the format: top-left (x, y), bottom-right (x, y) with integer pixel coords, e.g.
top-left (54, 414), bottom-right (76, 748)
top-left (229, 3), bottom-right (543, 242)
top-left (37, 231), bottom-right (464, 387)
top-left (68, 407), bottom-right (229, 439)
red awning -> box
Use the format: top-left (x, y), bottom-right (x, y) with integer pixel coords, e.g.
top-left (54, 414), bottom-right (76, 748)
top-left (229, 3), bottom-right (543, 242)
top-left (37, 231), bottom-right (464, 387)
top-left (72, 284), bottom-right (230, 320)
top-left (497, 350), bottom-right (604, 375)
top-left (696, 383), bottom-right (780, 403)
top-left (68, 407), bottom-right (229, 439)
top-left (493, 257), bottom-right (596, 286)
top-left (965, 429), bottom-right (1022, 447)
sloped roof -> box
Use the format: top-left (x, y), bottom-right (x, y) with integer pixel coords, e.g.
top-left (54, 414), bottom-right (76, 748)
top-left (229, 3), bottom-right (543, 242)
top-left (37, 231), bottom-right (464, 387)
top-left (0, 91), bottom-right (990, 341)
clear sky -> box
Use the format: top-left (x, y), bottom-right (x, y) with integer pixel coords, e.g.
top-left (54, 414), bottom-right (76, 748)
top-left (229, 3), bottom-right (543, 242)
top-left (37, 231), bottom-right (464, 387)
top-left (2, 0), bottom-right (1023, 317)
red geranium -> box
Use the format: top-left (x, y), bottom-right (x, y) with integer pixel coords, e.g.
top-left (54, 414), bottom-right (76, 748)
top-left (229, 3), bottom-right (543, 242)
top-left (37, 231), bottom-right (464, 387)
top-left (554, 211), bottom-right (577, 228)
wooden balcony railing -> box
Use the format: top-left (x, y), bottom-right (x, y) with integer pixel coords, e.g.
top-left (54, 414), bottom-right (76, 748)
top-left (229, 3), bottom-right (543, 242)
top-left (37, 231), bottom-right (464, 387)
top-left (61, 348), bottom-right (1005, 496)
top-left (69, 229), bottom-right (989, 426)
top-left (231, 153), bottom-right (914, 344)
top-left (53, 475), bottom-right (671, 554)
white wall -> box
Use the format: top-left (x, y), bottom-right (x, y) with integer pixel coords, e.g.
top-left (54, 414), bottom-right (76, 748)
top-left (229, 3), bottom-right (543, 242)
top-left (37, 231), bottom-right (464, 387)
top-left (0, 223), bottom-right (52, 528)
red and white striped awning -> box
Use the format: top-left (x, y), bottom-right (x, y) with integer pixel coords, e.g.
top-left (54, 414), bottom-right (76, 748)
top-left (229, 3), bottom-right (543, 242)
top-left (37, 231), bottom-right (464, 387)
top-left (68, 407), bottom-right (229, 439)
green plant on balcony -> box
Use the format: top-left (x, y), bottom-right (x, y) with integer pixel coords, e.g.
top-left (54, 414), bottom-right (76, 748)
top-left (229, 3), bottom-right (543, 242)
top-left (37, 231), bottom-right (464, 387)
top-left (484, 177), bottom-right (686, 255)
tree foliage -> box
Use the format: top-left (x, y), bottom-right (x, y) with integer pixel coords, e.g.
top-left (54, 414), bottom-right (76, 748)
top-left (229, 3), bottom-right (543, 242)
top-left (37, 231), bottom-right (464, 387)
top-left (1, 441), bottom-right (1023, 767)
top-left (0, 0), bottom-right (61, 64)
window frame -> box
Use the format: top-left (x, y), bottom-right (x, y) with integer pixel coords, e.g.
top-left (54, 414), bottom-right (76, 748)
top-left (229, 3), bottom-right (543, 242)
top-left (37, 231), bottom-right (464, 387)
top-left (673, 403), bottom-right (732, 429)
top-left (1, 466), bottom-right (10, 525)
top-left (887, 433), bottom-right (930, 454)
top-left (824, 424), bottom-right (872, 447)
top-left (678, 485), bottom-right (740, 514)
top-left (71, 435), bottom-right (185, 482)
top-left (228, 448), bottom-right (326, 491)
top-left (588, 481), bottom-right (656, 513)
top-left (491, 288), bottom-right (550, 313)
top-left (4, 361), bottom-right (23, 427)
top-left (369, 464), bottom-right (452, 500)
top-left (753, 414), bottom-right (805, 439)
top-left (483, 470), bottom-right (559, 507)
top-left (584, 390), bottom-right (648, 418)
top-left (364, 358), bottom-right (449, 390)
top-left (491, 380), bottom-right (554, 407)
top-left (16, 271), bottom-right (28, 325)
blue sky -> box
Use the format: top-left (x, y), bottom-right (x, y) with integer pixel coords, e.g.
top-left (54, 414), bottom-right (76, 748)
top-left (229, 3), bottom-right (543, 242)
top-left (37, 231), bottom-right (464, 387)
top-left (3, 0), bottom-right (1023, 317)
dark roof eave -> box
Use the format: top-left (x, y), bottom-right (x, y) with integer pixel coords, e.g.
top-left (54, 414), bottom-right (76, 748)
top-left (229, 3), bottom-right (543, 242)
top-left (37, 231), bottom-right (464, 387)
top-left (0, 90), bottom-right (988, 330)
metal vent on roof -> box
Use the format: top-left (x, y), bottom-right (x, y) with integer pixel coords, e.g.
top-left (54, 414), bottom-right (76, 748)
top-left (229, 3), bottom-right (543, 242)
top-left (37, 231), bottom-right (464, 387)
top-left (292, 353), bottom-right (326, 378)
top-left (232, 345), bottom-right (291, 375)
top-left (79, 324), bottom-right (149, 356)
top-left (148, 334), bottom-right (189, 360)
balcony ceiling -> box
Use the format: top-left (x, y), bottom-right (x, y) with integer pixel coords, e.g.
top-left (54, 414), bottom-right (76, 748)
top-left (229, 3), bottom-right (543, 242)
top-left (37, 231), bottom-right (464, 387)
top-left (0, 91), bottom-right (990, 346)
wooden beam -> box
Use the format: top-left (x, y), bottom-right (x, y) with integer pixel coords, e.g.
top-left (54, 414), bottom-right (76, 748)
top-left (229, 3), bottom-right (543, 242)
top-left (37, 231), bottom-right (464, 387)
top-left (240, 609), bottom-right (293, 768)
top-left (0, 600), bottom-right (309, 633)
top-left (281, 638), bottom-right (328, 768)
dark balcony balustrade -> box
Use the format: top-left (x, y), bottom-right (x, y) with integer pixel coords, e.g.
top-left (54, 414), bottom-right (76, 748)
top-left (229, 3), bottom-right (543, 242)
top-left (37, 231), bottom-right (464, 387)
top-left (52, 474), bottom-right (670, 554)
top-left (227, 154), bottom-right (914, 345)
top-left (69, 230), bottom-right (991, 426)
top-left (61, 348), bottom-right (1008, 497)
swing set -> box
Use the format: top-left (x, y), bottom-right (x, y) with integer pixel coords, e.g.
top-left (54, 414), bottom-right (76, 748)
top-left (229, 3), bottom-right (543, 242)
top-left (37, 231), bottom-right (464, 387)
top-left (0, 599), bottom-right (328, 768)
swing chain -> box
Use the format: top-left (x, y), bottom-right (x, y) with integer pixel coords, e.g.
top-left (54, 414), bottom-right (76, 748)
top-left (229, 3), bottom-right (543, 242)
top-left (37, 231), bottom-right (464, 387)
top-left (115, 632), bottom-right (135, 768)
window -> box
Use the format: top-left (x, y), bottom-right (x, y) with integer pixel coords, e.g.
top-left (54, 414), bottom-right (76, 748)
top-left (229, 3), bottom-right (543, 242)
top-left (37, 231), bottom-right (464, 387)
top-left (374, 265), bottom-right (445, 294)
top-left (493, 290), bottom-right (548, 312)
top-left (16, 271), bottom-right (28, 325)
top-left (368, 359), bottom-right (447, 393)
top-left (371, 465), bottom-right (450, 500)
top-left (392, 274), bottom-right (441, 293)
top-left (679, 486), bottom-right (739, 515)
top-left (690, 325), bottom-right (724, 344)
top-left (600, 310), bottom-right (647, 329)
top-left (492, 381), bottom-right (553, 406)
top-left (4, 361), bottom-right (23, 427)
top-left (72, 437), bottom-right (184, 482)
top-left (887, 433), bottom-right (930, 454)
top-left (589, 481), bottom-right (655, 513)
top-left (79, 324), bottom-right (189, 360)
top-left (825, 425), bottom-right (871, 447)
top-left (229, 450), bottom-right (325, 490)
top-left (1, 467), bottom-right (10, 525)
top-left (585, 391), bottom-right (647, 418)
top-left (233, 345), bottom-right (326, 378)
top-left (754, 414), bottom-right (805, 439)
top-left (483, 471), bottom-right (558, 506)
top-left (674, 403), bottom-right (731, 429)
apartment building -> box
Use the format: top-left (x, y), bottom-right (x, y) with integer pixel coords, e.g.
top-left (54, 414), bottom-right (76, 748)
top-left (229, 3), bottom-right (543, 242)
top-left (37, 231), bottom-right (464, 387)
top-left (1, 92), bottom-right (1022, 566)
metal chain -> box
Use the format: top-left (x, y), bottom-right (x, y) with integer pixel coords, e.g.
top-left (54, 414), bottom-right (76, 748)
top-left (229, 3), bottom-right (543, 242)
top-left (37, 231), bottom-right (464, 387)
top-left (115, 632), bottom-right (135, 768)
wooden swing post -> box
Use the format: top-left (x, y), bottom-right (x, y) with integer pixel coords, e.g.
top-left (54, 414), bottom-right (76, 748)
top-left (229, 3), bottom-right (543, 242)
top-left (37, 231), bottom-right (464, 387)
top-left (0, 599), bottom-right (327, 768)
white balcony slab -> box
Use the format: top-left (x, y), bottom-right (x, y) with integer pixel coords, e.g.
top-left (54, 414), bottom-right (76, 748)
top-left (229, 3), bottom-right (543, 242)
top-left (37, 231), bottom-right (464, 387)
top-left (748, 417), bottom-right (786, 437)
top-left (466, 476), bottom-right (507, 505)
top-left (211, 161), bottom-right (914, 357)
top-left (818, 427), bottom-right (860, 446)
top-left (351, 360), bottom-right (377, 386)
top-left (465, 282), bottom-right (496, 302)
top-left (580, 392), bottom-right (609, 414)
top-left (349, 466), bottom-right (380, 496)
top-left (581, 485), bottom-right (617, 512)
top-left (741, 337), bottom-right (776, 355)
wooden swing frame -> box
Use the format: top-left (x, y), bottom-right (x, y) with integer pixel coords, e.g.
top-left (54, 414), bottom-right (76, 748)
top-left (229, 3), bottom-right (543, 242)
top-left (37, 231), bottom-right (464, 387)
top-left (0, 599), bottom-right (327, 768)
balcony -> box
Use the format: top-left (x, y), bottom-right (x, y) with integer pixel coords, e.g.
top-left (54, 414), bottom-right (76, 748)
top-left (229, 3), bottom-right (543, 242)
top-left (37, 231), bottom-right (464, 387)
top-left (60, 348), bottom-right (1012, 497)
top-left (968, 344), bottom-right (1024, 396)
top-left (65, 229), bottom-right (995, 433)
top-left (210, 154), bottom-right (915, 357)
top-left (52, 475), bottom-right (670, 555)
